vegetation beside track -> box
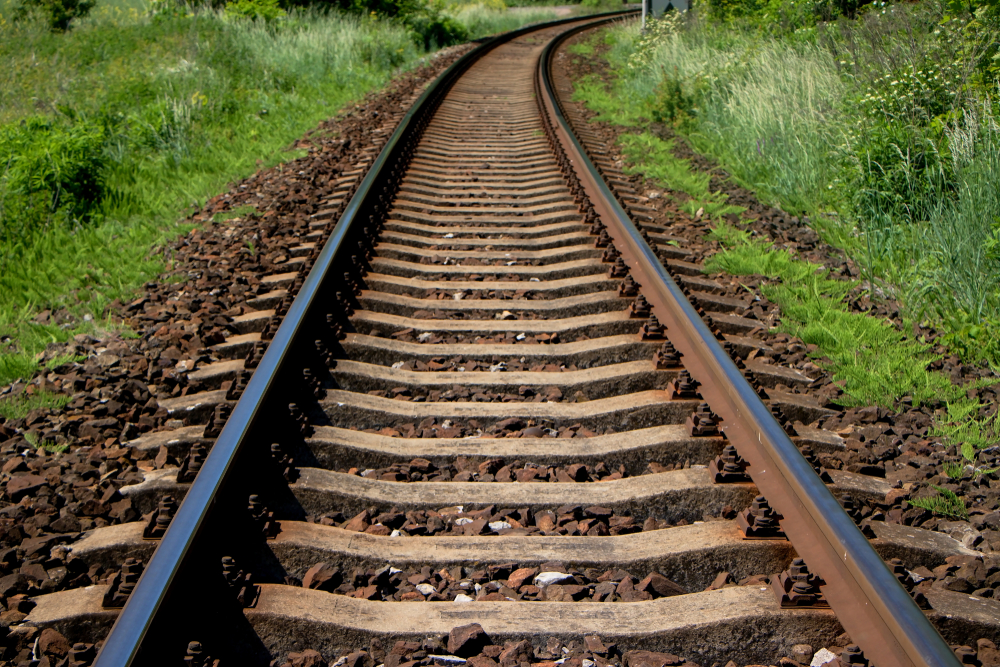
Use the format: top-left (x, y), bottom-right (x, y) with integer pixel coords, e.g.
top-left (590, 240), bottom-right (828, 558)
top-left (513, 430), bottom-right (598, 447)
top-left (568, 9), bottom-right (1000, 508)
top-left (583, 2), bottom-right (1000, 372)
top-left (0, 0), bottom-right (579, 387)
top-left (573, 8), bottom-right (1000, 392)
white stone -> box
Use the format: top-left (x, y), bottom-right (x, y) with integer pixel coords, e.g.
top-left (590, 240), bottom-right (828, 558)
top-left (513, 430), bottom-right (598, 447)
top-left (454, 517), bottom-right (473, 525)
top-left (811, 648), bottom-right (838, 667)
top-left (429, 656), bottom-right (466, 664)
top-left (488, 521), bottom-right (511, 532)
top-left (534, 572), bottom-right (575, 587)
top-left (453, 594), bottom-right (474, 603)
top-left (416, 583), bottom-right (437, 595)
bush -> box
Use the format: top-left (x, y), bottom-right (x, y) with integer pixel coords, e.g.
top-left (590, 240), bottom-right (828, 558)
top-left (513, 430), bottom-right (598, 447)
top-left (650, 68), bottom-right (692, 125)
top-left (581, 0), bottom-right (625, 10)
top-left (0, 116), bottom-right (108, 261)
top-left (847, 122), bottom-right (949, 229)
top-left (15, 0), bottom-right (95, 31)
top-left (405, 2), bottom-right (468, 49)
top-left (225, 0), bottom-right (287, 20)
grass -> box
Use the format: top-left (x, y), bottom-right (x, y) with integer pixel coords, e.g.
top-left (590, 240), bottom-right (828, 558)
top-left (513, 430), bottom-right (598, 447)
top-left (0, 0), bottom-right (559, 387)
top-left (602, 14), bottom-right (845, 215)
top-left (572, 73), bottom-right (743, 217)
top-left (909, 485), bottom-right (968, 520)
top-left (0, 4), bottom-right (421, 384)
top-left (447, 3), bottom-right (557, 37)
top-left (0, 389), bottom-right (72, 419)
top-left (596, 8), bottom-right (1000, 370)
top-left (931, 397), bottom-right (1000, 467)
top-left (566, 31), bottom-right (991, 409)
top-left (23, 431), bottom-right (69, 453)
top-left (704, 222), bottom-right (975, 407)
top-left (574, 4), bottom-right (1000, 519)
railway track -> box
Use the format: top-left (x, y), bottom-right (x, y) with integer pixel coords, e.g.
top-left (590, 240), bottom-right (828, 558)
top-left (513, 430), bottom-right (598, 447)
top-left (18, 13), bottom-right (992, 667)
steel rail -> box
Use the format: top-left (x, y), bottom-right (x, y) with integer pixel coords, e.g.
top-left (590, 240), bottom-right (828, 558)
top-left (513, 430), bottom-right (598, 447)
top-left (91, 11), bottom-right (634, 667)
top-left (536, 21), bottom-right (961, 667)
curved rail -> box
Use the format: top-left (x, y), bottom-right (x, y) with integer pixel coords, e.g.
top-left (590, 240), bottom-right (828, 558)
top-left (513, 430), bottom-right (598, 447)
top-left (536, 22), bottom-right (960, 667)
top-left (90, 11), bottom-right (961, 667)
top-left (92, 11), bottom-right (635, 667)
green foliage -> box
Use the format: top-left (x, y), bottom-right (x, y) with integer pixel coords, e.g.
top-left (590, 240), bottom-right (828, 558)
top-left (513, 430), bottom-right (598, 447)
top-left (225, 0), bottom-right (286, 21)
top-left (0, 389), bottom-right (71, 419)
top-left (705, 220), bottom-right (752, 246)
top-left (706, 0), bottom-right (766, 21)
top-left (625, 12), bottom-right (683, 72)
top-left (933, 397), bottom-right (1000, 462)
top-left (445, 4), bottom-right (556, 40)
top-left (650, 69), bottom-right (693, 125)
top-left (909, 485), bottom-right (969, 519)
top-left (0, 116), bottom-right (108, 263)
top-left (942, 460), bottom-right (966, 478)
top-left (0, 0), bottom-right (561, 384)
top-left (213, 204), bottom-right (259, 221)
top-left (847, 122), bottom-right (948, 229)
top-left (591, 7), bottom-right (1000, 373)
top-left (0, 6), bottom-right (423, 382)
top-left (405, 0), bottom-right (467, 50)
top-left (705, 222), bottom-right (973, 407)
top-left (580, 0), bottom-right (622, 11)
top-left (15, 0), bottom-right (94, 31)
top-left (23, 431), bottom-right (68, 453)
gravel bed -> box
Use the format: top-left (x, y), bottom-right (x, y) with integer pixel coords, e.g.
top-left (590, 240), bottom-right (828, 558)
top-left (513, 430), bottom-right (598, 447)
top-left (305, 503), bottom-right (718, 538)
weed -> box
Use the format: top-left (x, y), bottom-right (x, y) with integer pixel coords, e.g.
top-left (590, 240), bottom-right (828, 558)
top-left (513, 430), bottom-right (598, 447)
top-left (213, 204), bottom-right (258, 222)
top-left (46, 353), bottom-right (86, 369)
top-left (704, 221), bottom-right (973, 407)
top-left (443, 4), bottom-right (555, 40)
top-left (943, 460), bottom-right (966, 479)
top-left (0, 389), bottom-right (71, 420)
top-left (933, 397), bottom-right (1000, 462)
top-left (705, 220), bottom-right (751, 246)
top-left (225, 0), bottom-right (285, 21)
top-left (23, 431), bottom-right (68, 453)
top-left (596, 8), bottom-right (1000, 372)
top-left (909, 485), bottom-right (969, 520)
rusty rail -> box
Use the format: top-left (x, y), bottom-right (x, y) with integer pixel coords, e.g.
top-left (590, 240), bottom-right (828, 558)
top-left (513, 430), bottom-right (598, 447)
top-left (536, 20), bottom-right (960, 667)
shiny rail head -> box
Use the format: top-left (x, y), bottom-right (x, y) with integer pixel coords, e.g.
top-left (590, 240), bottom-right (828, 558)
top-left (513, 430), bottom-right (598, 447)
top-left (91, 11), bottom-right (636, 667)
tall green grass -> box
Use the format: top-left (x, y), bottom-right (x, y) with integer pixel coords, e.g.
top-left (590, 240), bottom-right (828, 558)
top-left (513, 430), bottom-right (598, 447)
top-left (0, 6), bottom-right (422, 383)
top-left (600, 8), bottom-right (1000, 369)
top-left (603, 17), bottom-right (845, 214)
top-left (447, 3), bottom-right (556, 37)
top-left (0, 0), bottom-right (568, 385)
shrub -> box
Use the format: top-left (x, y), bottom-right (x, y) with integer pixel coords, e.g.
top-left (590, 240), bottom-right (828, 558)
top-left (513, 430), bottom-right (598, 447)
top-left (225, 0), bottom-right (287, 21)
top-left (650, 68), bottom-right (692, 125)
top-left (0, 116), bottom-right (108, 262)
top-left (405, 0), bottom-right (467, 49)
top-left (15, 0), bottom-right (95, 31)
